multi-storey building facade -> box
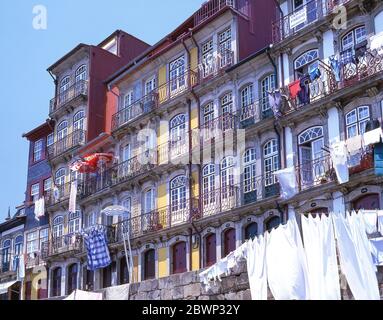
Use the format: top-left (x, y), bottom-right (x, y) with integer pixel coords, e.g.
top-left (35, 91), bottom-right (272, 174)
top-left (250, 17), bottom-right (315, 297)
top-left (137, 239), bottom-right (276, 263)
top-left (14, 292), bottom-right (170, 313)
top-left (18, 0), bottom-right (383, 299)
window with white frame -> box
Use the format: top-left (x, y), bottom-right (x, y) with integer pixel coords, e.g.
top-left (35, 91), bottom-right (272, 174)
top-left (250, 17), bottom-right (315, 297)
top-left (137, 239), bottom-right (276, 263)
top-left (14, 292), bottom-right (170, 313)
top-left (57, 121), bottom-right (68, 141)
top-left (241, 85), bottom-right (254, 109)
top-left (75, 65), bottom-right (87, 83)
top-left (170, 176), bottom-right (187, 212)
top-left (218, 28), bottom-right (232, 67)
top-left (26, 231), bottom-right (39, 254)
top-left (47, 133), bottom-right (54, 147)
top-left (33, 139), bottom-right (43, 162)
top-left (341, 26), bottom-right (367, 52)
top-left (73, 111), bottom-right (85, 132)
top-left (346, 106), bottom-right (370, 138)
top-left (264, 139), bottom-right (279, 186)
top-left (144, 189), bottom-right (155, 214)
top-left (261, 74), bottom-right (276, 111)
top-left (202, 164), bottom-right (215, 206)
top-left (169, 56), bottom-right (186, 93)
top-left (14, 235), bottom-right (23, 256)
top-left (69, 211), bottom-right (81, 234)
top-left (243, 148), bottom-right (257, 193)
top-left (201, 39), bottom-right (214, 76)
top-left (145, 77), bottom-right (156, 95)
top-left (39, 228), bottom-right (48, 250)
top-left (31, 183), bottom-right (40, 202)
top-left (122, 144), bottom-right (131, 162)
top-left (203, 102), bottom-right (214, 128)
top-left (44, 178), bottom-right (52, 194)
top-left (1, 240), bottom-right (11, 268)
top-left (221, 92), bottom-right (233, 115)
top-left (121, 198), bottom-right (131, 222)
top-left (294, 49), bottom-right (319, 79)
top-left (55, 168), bottom-right (66, 186)
top-left (53, 216), bottom-right (64, 239)
top-left (60, 76), bottom-right (70, 93)
top-left (221, 156), bottom-right (235, 199)
top-left (123, 90), bottom-right (134, 109)
top-left (170, 114), bottom-right (186, 149)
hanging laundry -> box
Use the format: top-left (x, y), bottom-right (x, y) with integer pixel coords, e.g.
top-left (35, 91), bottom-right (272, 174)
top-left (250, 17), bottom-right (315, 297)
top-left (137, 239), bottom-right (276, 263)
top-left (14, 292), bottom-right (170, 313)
top-left (246, 235), bottom-right (267, 300)
top-left (370, 32), bottom-right (383, 54)
top-left (345, 135), bottom-right (363, 167)
top-left (363, 127), bottom-right (383, 146)
top-left (332, 211), bottom-right (380, 300)
top-left (340, 49), bottom-right (356, 65)
top-left (69, 181), bottom-right (78, 214)
top-left (378, 211), bottom-right (383, 235)
top-left (53, 186), bottom-right (60, 201)
top-left (275, 167), bottom-right (297, 200)
top-left (309, 67), bottom-right (321, 82)
top-left (375, 143), bottom-right (383, 176)
top-left (354, 40), bottom-right (368, 64)
top-left (17, 254), bottom-right (25, 281)
top-left (268, 90), bottom-right (282, 118)
top-left (330, 141), bottom-right (349, 184)
top-left (297, 75), bottom-right (310, 105)
top-left (370, 237), bottom-right (383, 266)
top-left (82, 226), bottom-right (112, 271)
top-left (361, 210), bottom-right (378, 234)
top-left (34, 197), bottom-right (45, 221)
top-left (266, 217), bottom-right (310, 300)
top-left (329, 56), bottom-right (341, 82)
top-left (288, 80), bottom-right (301, 100)
top-left (301, 215), bottom-right (340, 300)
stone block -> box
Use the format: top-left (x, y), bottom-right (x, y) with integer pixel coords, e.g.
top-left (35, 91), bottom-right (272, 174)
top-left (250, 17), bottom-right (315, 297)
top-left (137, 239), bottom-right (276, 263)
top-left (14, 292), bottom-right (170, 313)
top-left (221, 276), bottom-right (236, 293)
top-left (184, 283), bottom-right (201, 298)
top-left (180, 271), bottom-right (196, 286)
top-left (160, 289), bottom-right (172, 300)
top-left (170, 286), bottom-right (184, 300)
top-left (148, 289), bottom-right (161, 300)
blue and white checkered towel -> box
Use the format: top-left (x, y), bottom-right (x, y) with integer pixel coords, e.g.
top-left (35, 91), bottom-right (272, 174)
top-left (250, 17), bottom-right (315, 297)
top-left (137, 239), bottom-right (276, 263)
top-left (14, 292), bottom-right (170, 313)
top-left (82, 226), bottom-right (111, 271)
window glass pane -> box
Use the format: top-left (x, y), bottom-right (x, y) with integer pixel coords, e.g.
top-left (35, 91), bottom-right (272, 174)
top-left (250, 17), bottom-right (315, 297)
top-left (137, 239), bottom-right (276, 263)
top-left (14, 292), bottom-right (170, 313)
top-left (47, 133), bottom-right (54, 147)
top-left (347, 124), bottom-right (357, 138)
top-left (346, 110), bottom-right (357, 125)
top-left (358, 106), bottom-right (369, 120)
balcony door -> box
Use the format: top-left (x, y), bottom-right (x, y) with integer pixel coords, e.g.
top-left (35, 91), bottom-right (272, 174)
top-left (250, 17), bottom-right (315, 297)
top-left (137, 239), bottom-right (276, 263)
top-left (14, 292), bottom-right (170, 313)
top-left (202, 164), bottom-right (216, 216)
top-left (172, 242), bottom-right (187, 274)
top-left (205, 234), bottom-right (217, 267)
top-left (1, 240), bottom-right (11, 272)
top-left (170, 176), bottom-right (187, 225)
top-left (121, 144), bottom-right (132, 178)
top-left (218, 28), bottom-right (232, 68)
top-left (223, 228), bottom-right (236, 257)
top-left (170, 114), bottom-right (187, 159)
top-left (298, 126), bottom-right (325, 188)
top-left (142, 189), bottom-right (156, 232)
top-left (220, 157), bottom-right (235, 212)
top-left (52, 216), bottom-right (64, 250)
top-left (143, 249), bottom-right (155, 280)
top-left (169, 56), bottom-right (186, 96)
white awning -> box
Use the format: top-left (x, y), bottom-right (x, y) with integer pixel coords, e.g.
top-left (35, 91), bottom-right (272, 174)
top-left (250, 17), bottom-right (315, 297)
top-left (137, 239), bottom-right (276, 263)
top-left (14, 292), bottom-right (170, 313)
top-left (0, 280), bottom-right (17, 295)
top-left (64, 289), bottom-right (103, 300)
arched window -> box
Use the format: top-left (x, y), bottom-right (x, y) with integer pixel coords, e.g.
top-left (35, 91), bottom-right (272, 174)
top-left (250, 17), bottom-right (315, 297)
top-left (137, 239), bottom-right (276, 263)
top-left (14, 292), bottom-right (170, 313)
top-left (205, 234), bottom-right (217, 267)
top-left (221, 157), bottom-right (235, 200)
top-left (1, 240), bottom-right (11, 271)
top-left (143, 249), bottom-right (155, 280)
top-left (57, 121), bottom-right (68, 141)
top-left (53, 216), bottom-right (64, 239)
top-left (345, 106), bottom-right (370, 138)
top-left (14, 235), bottom-right (23, 256)
top-left (75, 65), bottom-right (87, 82)
top-left (73, 111), bottom-right (85, 132)
top-left (352, 194), bottom-right (380, 211)
top-left (298, 126), bottom-right (324, 185)
top-left (294, 49), bottom-right (319, 78)
top-left (202, 164), bottom-right (215, 206)
top-left (172, 242), bottom-right (187, 274)
top-left (264, 139), bottom-right (279, 187)
top-left (119, 258), bottom-right (129, 285)
top-left (223, 228), bottom-right (236, 257)
top-left (67, 264), bottom-right (78, 295)
top-left (243, 148), bottom-right (256, 194)
top-left (55, 168), bottom-right (66, 186)
top-left (261, 74), bottom-right (276, 112)
top-left (240, 85), bottom-right (253, 110)
top-left (52, 268), bottom-right (62, 297)
top-left (68, 211), bottom-right (81, 234)
top-left (170, 176), bottom-right (187, 213)
top-left (341, 26), bottom-right (367, 52)
top-left (169, 56), bottom-right (185, 92)
top-left (170, 114), bottom-right (186, 155)
top-left (244, 222), bottom-right (258, 241)
top-left (265, 216), bottom-right (281, 232)
top-left (60, 76), bottom-right (70, 93)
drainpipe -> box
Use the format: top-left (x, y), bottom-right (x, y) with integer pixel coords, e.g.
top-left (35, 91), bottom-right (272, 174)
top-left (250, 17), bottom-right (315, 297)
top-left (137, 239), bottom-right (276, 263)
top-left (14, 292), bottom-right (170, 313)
top-left (266, 45), bottom-right (278, 89)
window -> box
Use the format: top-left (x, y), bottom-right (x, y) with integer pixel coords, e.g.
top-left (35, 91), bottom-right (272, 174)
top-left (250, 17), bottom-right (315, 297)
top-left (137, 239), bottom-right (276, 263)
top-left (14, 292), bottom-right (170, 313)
top-left (39, 228), bottom-right (48, 250)
top-left (144, 189), bottom-right (155, 214)
top-left (14, 235), bottom-right (23, 256)
top-left (201, 39), bottom-right (214, 77)
top-left (145, 77), bottom-right (156, 95)
top-left (87, 212), bottom-right (98, 227)
top-left (34, 139), bottom-right (43, 162)
top-left (241, 85), bottom-right (254, 109)
top-left (170, 176), bottom-right (187, 212)
top-left (123, 90), bottom-right (134, 109)
top-left (120, 198), bottom-right (131, 222)
top-left (203, 102), bottom-right (214, 126)
top-left (245, 222), bottom-right (258, 240)
top-left (341, 26), bottom-right (367, 52)
top-left (57, 121), bottom-right (68, 141)
top-left (102, 38), bottom-right (118, 55)
top-left (69, 211), bottom-right (81, 234)
top-left (202, 164), bottom-right (215, 206)
top-left (27, 231), bottom-right (39, 254)
top-left (31, 183), bottom-right (40, 202)
top-left (75, 65), bottom-right (87, 83)
top-left (73, 111), bottom-right (85, 132)
top-left (264, 139), bottom-right (279, 186)
top-left (298, 127), bottom-right (325, 185)
top-left (294, 49), bottom-right (319, 79)
top-left (122, 144), bottom-right (131, 162)
top-left (218, 28), bottom-right (232, 67)
top-left (47, 133), bottom-right (54, 147)
top-left (261, 74), bottom-right (276, 111)
top-left (1, 240), bottom-right (11, 272)
top-left (170, 114), bottom-right (186, 155)
top-left (53, 216), bottom-right (64, 239)
top-left (266, 216), bottom-right (281, 232)
top-left (169, 56), bottom-right (186, 93)
top-left (172, 242), bottom-right (187, 274)
top-left (60, 77), bottom-right (70, 93)
top-left (143, 249), bottom-right (155, 280)
top-left (221, 92), bottom-right (233, 131)
top-left (346, 106), bottom-right (370, 138)
top-left (243, 148), bottom-right (257, 193)
top-left (55, 168), bottom-right (66, 186)
top-left (44, 178), bottom-right (52, 194)
top-left (67, 264), bottom-right (78, 295)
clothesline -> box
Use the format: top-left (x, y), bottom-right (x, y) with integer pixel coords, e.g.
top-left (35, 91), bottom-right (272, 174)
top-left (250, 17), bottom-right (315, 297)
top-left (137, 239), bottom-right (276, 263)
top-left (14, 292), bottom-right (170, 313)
top-left (199, 210), bottom-right (383, 300)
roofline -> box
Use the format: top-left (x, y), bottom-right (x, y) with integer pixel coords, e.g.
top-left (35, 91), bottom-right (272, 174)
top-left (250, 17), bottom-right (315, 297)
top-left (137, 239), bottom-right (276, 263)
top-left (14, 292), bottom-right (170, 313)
top-left (98, 29), bottom-right (151, 48)
top-left (22, 119), bottom-right (54, 139)
top-left (0, 216), bottom-right (25, 232)
top-left (47, 43), bottom-right (89, 72)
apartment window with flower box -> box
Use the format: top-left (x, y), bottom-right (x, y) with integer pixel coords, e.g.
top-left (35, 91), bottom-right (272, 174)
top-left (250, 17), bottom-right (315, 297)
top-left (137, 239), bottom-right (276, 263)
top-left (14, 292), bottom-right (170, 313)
top-left (31, 183), bottom-right (40, 203)
top-left (33, 139), bottom-right (43, 162)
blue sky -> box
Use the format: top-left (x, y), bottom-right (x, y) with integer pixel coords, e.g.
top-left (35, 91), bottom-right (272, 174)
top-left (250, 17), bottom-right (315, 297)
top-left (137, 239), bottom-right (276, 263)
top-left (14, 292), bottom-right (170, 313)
top-left (0, 0), bottom-right (203, 221)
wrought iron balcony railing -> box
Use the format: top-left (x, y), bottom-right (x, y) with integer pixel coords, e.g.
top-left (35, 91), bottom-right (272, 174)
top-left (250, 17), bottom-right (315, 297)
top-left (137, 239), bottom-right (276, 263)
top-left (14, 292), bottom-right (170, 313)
top-left (25, 252), bottom-right (44, 269)
top-left (47, 130), bottom-right (86, 160)
top-left (49, 80), bottom-right (88, 116)
top-left (0, 252), bottom-right (20, 274)
top-left (45, 182), bottom-right (72, 206)
top-left (198, 49), bottom-right (234, 83)
top-left (41, 234), bottom-right (83, 258)
top-left (112, 93), bottom-right (158, 132)
top-left (194, 0), bottom-right (235, 26)
top-left (199, 113), bottom-right (238, 142)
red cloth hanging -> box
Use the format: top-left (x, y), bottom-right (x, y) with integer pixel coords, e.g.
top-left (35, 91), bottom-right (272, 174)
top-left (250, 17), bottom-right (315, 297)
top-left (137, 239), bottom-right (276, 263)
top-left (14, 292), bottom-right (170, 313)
top-left (288, 80), bottom-right (301, 99)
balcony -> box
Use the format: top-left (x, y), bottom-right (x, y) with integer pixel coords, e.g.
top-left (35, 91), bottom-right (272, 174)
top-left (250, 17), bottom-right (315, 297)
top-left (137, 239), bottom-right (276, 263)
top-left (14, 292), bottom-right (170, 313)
top-left (41, 234), bottom-right (83, 259)
top-left (47, 130), bottom-right (86, 161)
top-left (0, 253), bottom-right (18, 275)
top-left (113, 200), bottom-right (200, 240)
top-left (194, 0), bottom-right (249, 27)
top-left (45, 182), bottom-right (71, 207)
top-left (49, 80), bottom-right (88, 117)
top-left (200, 113), bottom-right (238, 143)
top-left (25, 252), bottom-right (45, 269)
top-left (198, 49), bottom-right (234, 84)
top-left (111, 93), bottom-right (158, 132)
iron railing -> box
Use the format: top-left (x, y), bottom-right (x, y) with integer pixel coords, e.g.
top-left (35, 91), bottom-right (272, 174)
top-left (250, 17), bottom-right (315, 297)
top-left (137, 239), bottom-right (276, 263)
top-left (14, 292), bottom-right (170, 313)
top-left (200, 113), bottom-right (238, 141)
top-left (49, 80), bottom-right (88, 115)
top-left (41, 234), bottom-right (83, 258)
top-left (0, 252), bottom-right (20, 274)
top-left (47, 130), bottom-right (86, 160)
top-left (45, 182), bottom-right (72, 206)
top-left (198, 49), bottom-right (234, 83)
top-left (111, 92), bottom-right (158, 132)
top-left (25, 252), bottom-right (44, 269)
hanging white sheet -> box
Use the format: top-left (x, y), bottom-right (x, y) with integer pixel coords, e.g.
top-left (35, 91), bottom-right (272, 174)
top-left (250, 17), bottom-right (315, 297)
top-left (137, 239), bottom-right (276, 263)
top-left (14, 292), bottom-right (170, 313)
top-left (330, 141), bottom-right (349, 184)
top-left (274, 167), bottom-right (297, 200)
top-left (378, 211), bottom-right (383, 236)
top-left (69, 181), bottom-right (77, 213)
top-left (64, 289), bottom-right (103, 300)
top-left (332, 211), bottom-right (380, 300)
top-left (370, 237), bottom-right (383, 266)
top-left (363, 128), bottom-right (383, 147)
top-left (362, 210), bottom-right (378, 234)
top-left (266, 217), bottom-right (310, 300)
top-left (246, 235), bottom-right (267, 300)
top-left (301, 214), bottom-right (340, 300)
